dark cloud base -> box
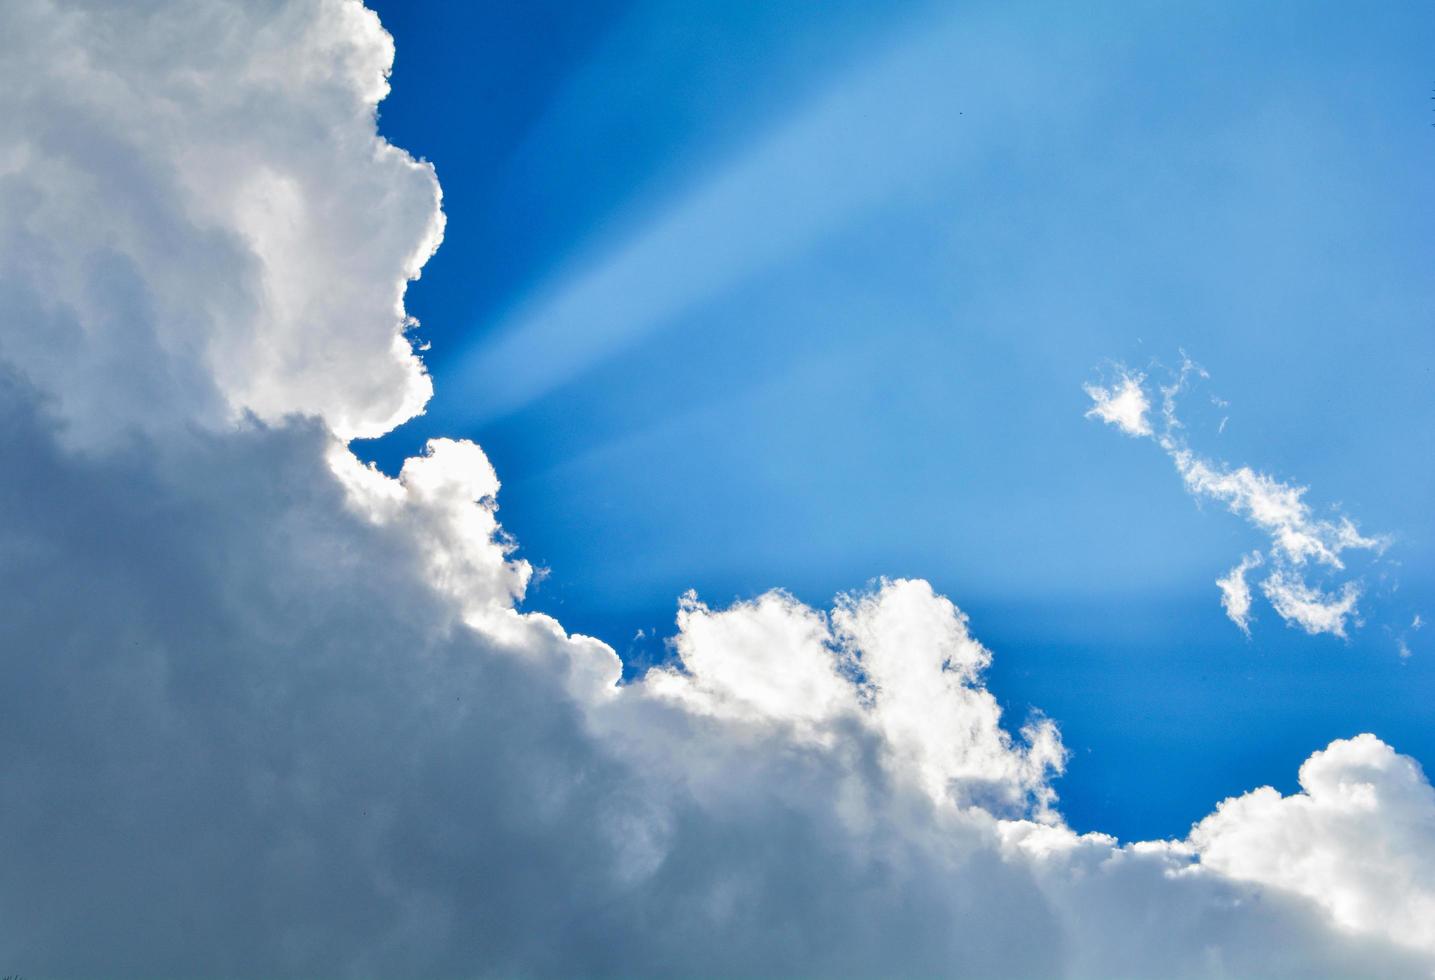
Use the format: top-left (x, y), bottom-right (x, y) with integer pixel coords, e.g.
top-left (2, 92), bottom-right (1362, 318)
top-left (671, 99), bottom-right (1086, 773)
top-left (0, 366), bottom-right (1425, 979)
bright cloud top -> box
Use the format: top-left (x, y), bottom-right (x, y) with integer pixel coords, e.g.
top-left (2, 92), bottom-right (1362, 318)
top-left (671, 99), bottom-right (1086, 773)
top-left (0, 0), bottom-right (439, 444)
top-left (651, 581), bottom-right (1065, 819)
top-left (1192, 733), bottom-right (1435, 956)
top-left (1, 2), bottom-right (1432, 977)
top-left (1085, 363), bottom-right (1385, 637)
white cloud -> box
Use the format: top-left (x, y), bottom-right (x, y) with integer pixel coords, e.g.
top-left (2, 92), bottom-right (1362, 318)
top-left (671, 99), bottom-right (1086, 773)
top-left (0, 2), bottom-right (1431, 976)
top-left (1401, 615), bottom-right (1425, 659)
top-left (1085, 362), bottom-right (1385, 637)
top-left (1217, 551), bottom-right (1262, 634)
top-left (0, 0), bottom-right (438, 445)
top-left (650, 588), bottom-right (861, 729)
top-left (1083, 371), bottom-right (1153, 436)
top-left (649, 580), bottom-right (1063, 818)
top-left (1191, 734), bottom-right (1435, 956)
top-left (1261, 569), bottom-right (1363, 638)
top-left (1171, 452), bottom-right (1381, 571)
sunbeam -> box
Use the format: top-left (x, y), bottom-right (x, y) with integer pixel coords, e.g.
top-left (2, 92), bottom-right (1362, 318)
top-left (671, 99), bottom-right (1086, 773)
top-left (450, 8), bottom-right (1050, 423)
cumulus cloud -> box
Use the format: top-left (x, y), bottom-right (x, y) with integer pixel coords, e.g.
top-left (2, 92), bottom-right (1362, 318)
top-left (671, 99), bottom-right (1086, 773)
top-left (0, 0), bottom-right (438, 444)
top-left (1, 2), bottom-right (1432, 977)
top-left (1192, 734), bottom-right (1435, 956)
top-left (1085, 360), bottom-right (1385, 637)
top-left (650, 580), bottom-right (1064, 819)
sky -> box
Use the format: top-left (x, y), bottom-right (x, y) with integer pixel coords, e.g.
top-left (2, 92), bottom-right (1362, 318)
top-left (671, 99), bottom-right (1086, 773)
top-left (2, 1), bottom-right (1435, 977)
top-left (364, 0), bottom-right (1435, 843)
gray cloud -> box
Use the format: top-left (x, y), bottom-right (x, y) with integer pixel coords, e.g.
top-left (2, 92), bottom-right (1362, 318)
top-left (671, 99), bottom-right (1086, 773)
top-left (1, 2), bottom-right (1432, 977)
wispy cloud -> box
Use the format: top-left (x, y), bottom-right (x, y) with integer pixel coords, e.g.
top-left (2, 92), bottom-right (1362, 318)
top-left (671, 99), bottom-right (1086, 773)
top-left (1216, 551), bottom-right (1262, 635)
top-left (1082, 372), bottom-right (1153, 437)
top-left (1396, 613), bottom-right (1423, 659)
top-left (1085, 357), bottom-right (1385, 637)
top-left (1261, 570), bottom-right (1363, 638)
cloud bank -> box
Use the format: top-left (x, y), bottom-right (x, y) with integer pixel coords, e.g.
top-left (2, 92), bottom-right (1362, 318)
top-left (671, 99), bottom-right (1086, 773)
top-left (0, 2), bottom-right (1431, 976)
top-left (1084, 361), bottom-right (1385, 637)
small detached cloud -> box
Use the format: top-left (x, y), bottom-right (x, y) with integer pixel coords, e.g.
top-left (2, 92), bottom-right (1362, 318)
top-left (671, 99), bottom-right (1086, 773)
top-left (1216, 552), bottom-right (1262, 635)
top-left (1171, 453), bottom-right (1382, 571)
top-left (1084, 358), bottom-right (1386, 638)
top-left (1083, 370), bottom-right (1153, 437)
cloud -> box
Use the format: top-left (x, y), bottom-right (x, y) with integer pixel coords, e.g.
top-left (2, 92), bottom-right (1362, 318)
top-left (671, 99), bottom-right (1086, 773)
top-left (1217, 551), bottom-right (1262, 634)
top-left (1398, 615), bottom-right (1423, 659)
top-left (1261, 570), bottom-right (1363, 638)
top-left (1085, 360), bottom-right (1385, 637)
top-left (0, 1), bottom-right (1431, 977)
top-left (1170, 452), bottom-right (1381, 571)
top-left (650, 580), bottom-right (1064, 819)
top-left (1083, 370), bottom-right (1153, 437)
top-left (1191, 734), bottom-right (1435, 956)
top-left (0, 0), bottom-right (438, 445)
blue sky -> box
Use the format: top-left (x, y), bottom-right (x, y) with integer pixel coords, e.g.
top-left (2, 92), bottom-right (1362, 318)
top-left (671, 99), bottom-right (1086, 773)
top-left (363, 0), bottom-right (1435, 842)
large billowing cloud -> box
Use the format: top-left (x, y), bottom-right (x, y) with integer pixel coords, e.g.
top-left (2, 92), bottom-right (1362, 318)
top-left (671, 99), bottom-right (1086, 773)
top-left (0, 0), bottom-right (438, 444)
top-left (1, 2), bottom-right (1431, 977)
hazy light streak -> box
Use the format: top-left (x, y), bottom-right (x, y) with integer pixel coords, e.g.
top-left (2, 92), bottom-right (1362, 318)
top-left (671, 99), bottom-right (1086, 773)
top-left (454, 14), bottom-right (1007, 421)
